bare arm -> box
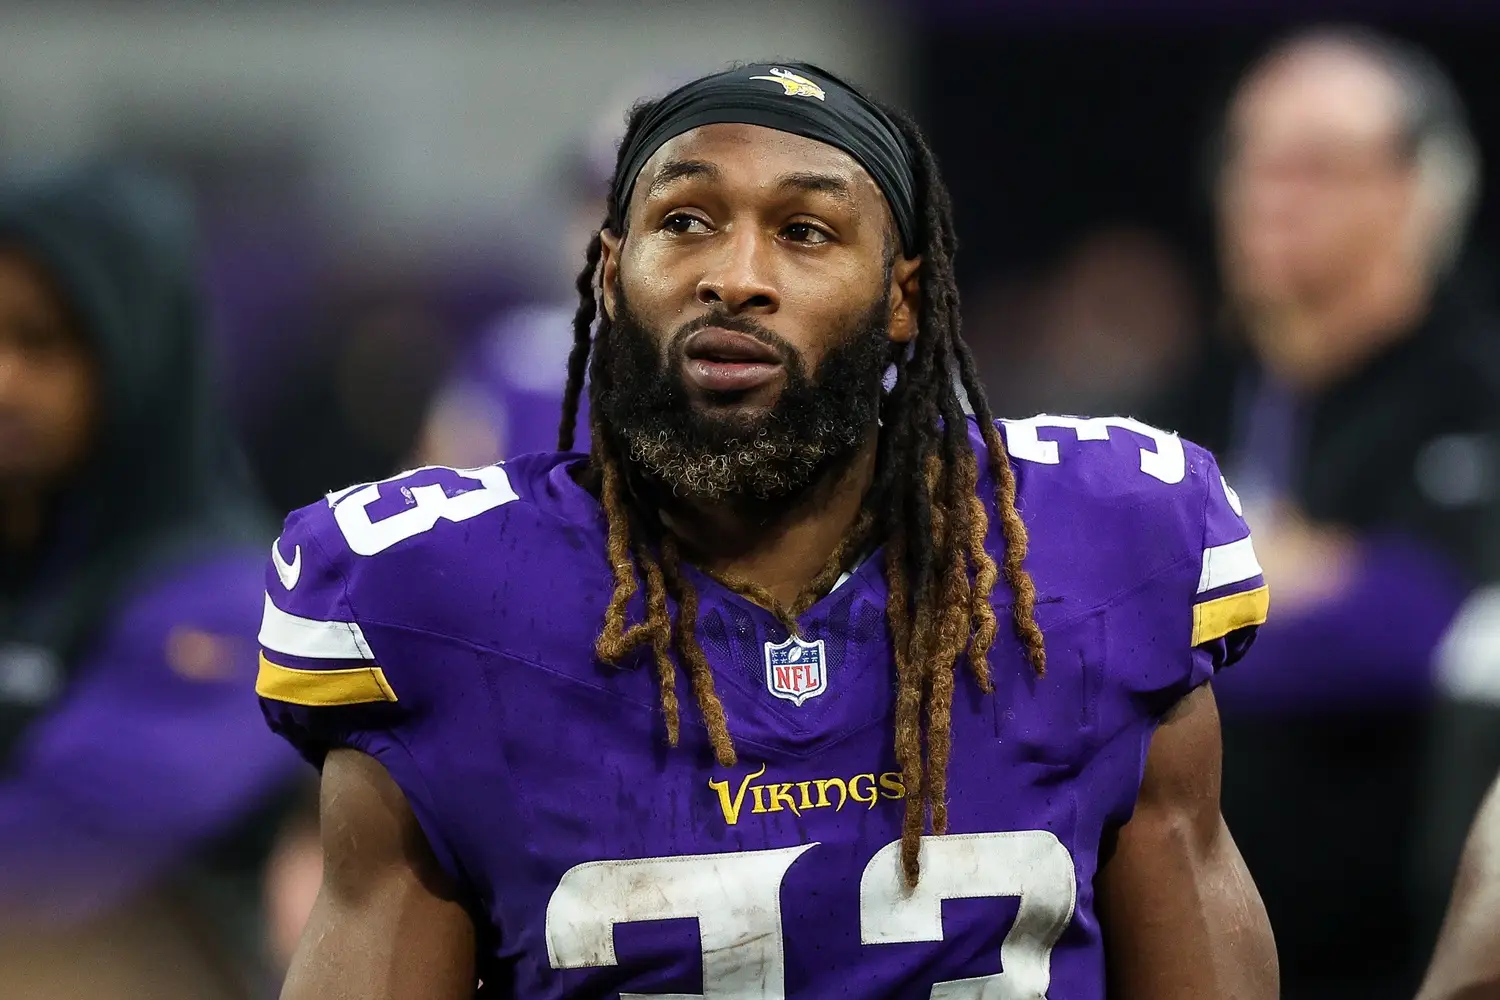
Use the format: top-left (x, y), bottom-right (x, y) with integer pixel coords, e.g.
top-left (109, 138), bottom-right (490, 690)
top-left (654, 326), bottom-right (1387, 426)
top-left (1417, 771), bottom-right (1500, 1000)
top-left (281, 749), bottom-right (477, 1000)
top-left (1097, 684), bottom-right (1278, 1000)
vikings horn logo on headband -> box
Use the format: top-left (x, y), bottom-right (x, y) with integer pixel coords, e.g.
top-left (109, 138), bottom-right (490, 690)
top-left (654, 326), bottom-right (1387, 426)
top-left (749, 67), bottom-right (827, 101)
top-left (613, 62), bottom-right (916, 250)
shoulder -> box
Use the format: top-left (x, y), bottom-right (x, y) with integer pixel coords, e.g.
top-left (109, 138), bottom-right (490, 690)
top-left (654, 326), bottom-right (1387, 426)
top-left (985, 414), bottom-right (1265, 661)
top-left (257, 457), bottom-right (603, 707)
top-left (990, 414), bottom-right (1226, 572)
top-left (994, 413), bottom-right (1208, 516)
top-left (265, 456), bottom-right (584, 630)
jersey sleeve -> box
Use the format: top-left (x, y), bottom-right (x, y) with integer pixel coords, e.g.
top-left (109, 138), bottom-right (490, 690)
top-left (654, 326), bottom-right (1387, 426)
top-left (1186, 444), bottom-right (1268, 683)
top-left (255, 463), bottom-right (521, 761)
top-left (254, 498), bottom-right (403, 765)
top-left (995, 416), bottom-right (1267, 728)
top-left (255, 464), bottom-right (524, 888)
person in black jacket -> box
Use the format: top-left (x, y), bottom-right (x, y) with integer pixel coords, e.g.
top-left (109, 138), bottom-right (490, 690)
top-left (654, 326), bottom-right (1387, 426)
top-left (0, 164), bottom-right (301, 997)
top-left (1148, 27), bottom-right (1498, 1000)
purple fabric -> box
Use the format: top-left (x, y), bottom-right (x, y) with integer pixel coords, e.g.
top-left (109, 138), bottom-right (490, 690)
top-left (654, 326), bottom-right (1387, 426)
top-left (1229, 375), bottom-right (1303, 511)
top-left (260, 418), bottom-right (1259, 997)
top-left (442, 303), bottom-right (588, 459)
top-left (1212, 534), bottom-right (1468, 716)
top-left (0, 550), bottom-right (300, 927)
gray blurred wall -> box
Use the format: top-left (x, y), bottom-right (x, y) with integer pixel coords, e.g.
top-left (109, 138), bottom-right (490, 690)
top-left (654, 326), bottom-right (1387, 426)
top-left (0, 1), bottom-right (905, 264)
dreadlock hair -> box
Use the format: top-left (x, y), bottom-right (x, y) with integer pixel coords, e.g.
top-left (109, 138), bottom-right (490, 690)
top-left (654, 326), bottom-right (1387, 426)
top-left (559, 72), bottom-right (1046, 886)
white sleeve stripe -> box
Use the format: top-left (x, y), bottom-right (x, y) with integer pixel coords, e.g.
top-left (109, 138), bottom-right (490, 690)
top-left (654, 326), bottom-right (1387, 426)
top-left (258, 594), bottom-right (375, 661)
top-left (1197, 536), bottom-right (1262, 595)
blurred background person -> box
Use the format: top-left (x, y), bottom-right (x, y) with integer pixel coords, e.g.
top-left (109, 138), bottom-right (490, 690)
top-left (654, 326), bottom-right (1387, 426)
top-left (0, 164), bottom-right (300, 998)
top-left (1414, 768), bottom-right (1500, 1000)
top-left (972, 224), bottom-right (1201, 418)
top-left (413, 110), bottom-right (616, 467)
top-left (260, 786), bottom-right (320, 981)
top-left (1147, 27), bottom-right (1499, 1000)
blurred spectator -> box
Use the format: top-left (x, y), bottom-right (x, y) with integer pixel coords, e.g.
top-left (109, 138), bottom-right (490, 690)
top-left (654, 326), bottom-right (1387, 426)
top-left (415, 120), bottom-right (611, 467)
top-left (1148, 26), bottom-right (1497, 1000)
top-left (1414, 767), bottom-right (1500, 1000)
top-left (0, 165), bottom-right (300, 996)
top-left (415, 300), bottom-right (586, 465)
top-left (261, 786), bottom-right (320, 978)
top-left (243, 271), bottom-right (476, 515)
top-left (974, 224), bottom-right (1200, 417)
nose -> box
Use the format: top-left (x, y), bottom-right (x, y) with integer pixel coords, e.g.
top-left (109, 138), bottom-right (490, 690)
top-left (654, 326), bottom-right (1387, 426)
top-left (695, 226), bottom-right (779, 314)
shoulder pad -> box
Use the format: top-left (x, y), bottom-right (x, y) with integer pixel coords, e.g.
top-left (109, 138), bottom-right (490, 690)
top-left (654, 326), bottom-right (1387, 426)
top-left (256, 464), bottom-right (521, 710)
top-left (996, 415), bottom-right (1266, 657)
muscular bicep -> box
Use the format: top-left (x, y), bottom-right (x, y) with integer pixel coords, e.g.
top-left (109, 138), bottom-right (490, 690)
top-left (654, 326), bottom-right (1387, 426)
top-left (281, 749), bottom-right (476, 1000)
top-left (1097, 684), bottom-right (1278, 1000)
top-left (1418, 771), bottom-right (1500, 1000)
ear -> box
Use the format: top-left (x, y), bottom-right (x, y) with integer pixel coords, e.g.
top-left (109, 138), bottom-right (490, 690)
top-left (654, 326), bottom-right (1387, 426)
top-left (599, 228), bottom-right (623, 322)
top-left (887, 255), bottom-right (922, 345)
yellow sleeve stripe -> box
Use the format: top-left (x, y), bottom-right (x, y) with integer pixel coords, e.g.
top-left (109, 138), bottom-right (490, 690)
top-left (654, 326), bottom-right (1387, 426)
top-left (1191, 585), bottom-right (1270, 646)
top-left (256, 653), bottom-right (398, 707)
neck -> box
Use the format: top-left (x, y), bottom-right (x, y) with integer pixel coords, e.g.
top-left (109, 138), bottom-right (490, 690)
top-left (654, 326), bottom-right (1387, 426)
top-left (658, 433), bottom-right (879, 607)
top-left (1245, 259), bottom-right (1432, 393)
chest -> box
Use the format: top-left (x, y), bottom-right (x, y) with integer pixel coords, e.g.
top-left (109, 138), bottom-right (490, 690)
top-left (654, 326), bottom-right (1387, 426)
top-left (423, 593), bottom-right (1141, 999)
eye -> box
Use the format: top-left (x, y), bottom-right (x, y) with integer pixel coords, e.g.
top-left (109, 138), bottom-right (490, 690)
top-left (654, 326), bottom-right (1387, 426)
top-left (782, 222), bottom-right (832, 245)
top-left (661, 212), bottom-right (710, 235)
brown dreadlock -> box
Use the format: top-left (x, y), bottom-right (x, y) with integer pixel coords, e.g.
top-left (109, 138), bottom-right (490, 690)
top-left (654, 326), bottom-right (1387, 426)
top-left (557, 74), bottom-right (1046, 887)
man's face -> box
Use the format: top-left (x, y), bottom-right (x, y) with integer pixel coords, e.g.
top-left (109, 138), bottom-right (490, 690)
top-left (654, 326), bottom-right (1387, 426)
top-left (1218, 45), bottom-right (1418, 310)
top-left (597, 123), bottom-right (919, 501)
top-left (0, 249), bottom-right (96, 492)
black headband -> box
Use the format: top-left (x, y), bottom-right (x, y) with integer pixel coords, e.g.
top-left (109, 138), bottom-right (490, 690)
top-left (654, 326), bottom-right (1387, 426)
top-left (612, 63), bottom-right (919, 254)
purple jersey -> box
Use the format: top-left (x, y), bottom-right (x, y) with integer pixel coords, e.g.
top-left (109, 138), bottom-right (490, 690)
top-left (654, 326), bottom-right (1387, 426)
top-left (258, 414), bottom-right (1265, 998)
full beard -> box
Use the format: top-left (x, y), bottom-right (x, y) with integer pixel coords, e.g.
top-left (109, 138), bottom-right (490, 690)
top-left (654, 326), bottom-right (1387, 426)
top-left (598, 288), bottom-right (894, 504)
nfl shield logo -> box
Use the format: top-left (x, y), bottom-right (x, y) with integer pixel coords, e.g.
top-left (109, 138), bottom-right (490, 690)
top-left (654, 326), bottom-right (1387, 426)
top-left (763, 635), bottom-right (828, 706)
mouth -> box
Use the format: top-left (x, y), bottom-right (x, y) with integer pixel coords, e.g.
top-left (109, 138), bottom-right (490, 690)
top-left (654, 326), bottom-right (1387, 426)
top-left (681, 327), bottom-right (785, 395)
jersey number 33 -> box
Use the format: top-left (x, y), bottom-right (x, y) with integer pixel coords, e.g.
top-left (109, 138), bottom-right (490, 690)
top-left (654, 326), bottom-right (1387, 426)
top-left (545, 831), bottom-right (1077, 999)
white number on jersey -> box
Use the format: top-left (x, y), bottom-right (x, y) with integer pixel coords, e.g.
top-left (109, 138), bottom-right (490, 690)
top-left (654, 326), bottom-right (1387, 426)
top-left (328, 465), bottom-right (518, 556)
top-left (1002, 415), bottom-right (1186, 485)
top-left (547, 844), bottom-right (815, 1000)
top-left (545, 832), bottom-right (1077, 999)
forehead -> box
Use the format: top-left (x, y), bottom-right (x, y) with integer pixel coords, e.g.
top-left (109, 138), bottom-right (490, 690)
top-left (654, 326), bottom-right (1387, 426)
top-left (633, 122), bottom-right (887, 208)
top-left (1230, 45), bottom-right (1405, 151)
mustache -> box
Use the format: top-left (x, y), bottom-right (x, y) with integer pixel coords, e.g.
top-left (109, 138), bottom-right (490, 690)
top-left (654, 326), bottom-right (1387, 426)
top-left (667, 311), bottom-right (797, 367)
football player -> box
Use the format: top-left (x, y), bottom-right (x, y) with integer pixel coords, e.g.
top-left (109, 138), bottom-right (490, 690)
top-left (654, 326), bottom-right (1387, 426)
top-left (259, 63), bottom-right (1278, 998)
